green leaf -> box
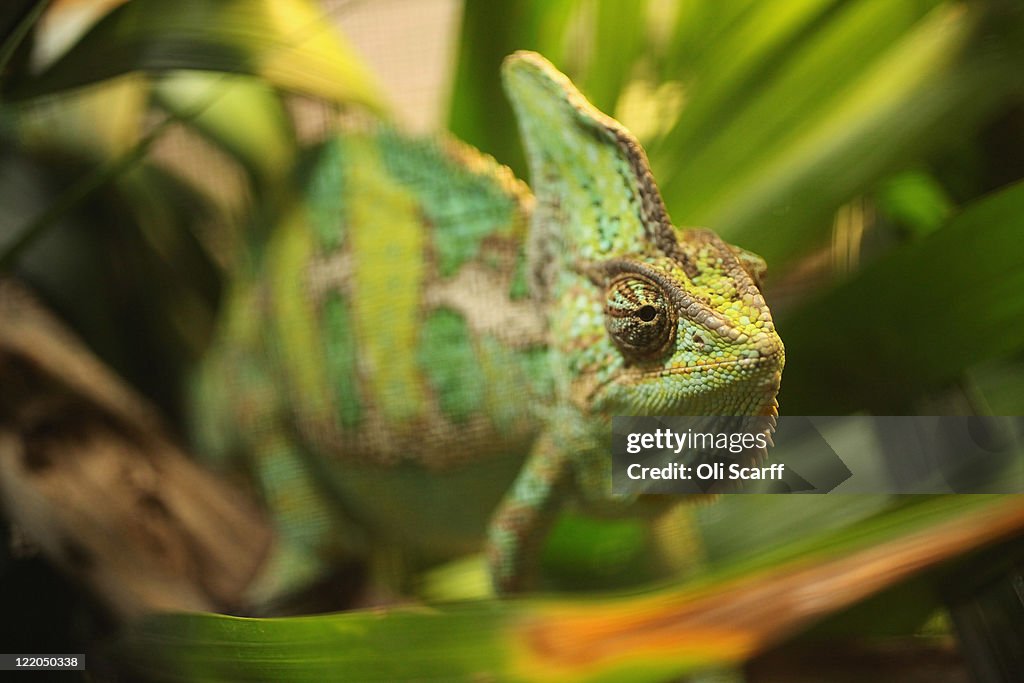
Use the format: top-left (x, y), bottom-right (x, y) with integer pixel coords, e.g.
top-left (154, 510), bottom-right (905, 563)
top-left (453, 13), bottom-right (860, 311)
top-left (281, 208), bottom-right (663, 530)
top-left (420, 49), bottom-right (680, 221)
top-left (0, 0), bottom-right (50, 84)
top-left (778, 179), bottom-right (1024, 414)
top-left (654, 0), bottom-right (847, 148)
top-left (875, 169), bottom-right (953, 236)
top-left (448, 0), bottom-right (577, 179)
top-left (655, 0), bottom-right (1023, 267)
top-left (970, 359), bottom-right (1024, 415)
top-left (154, 71), bottom-right (294, 185)
top-left (0, 105), bottom-right (176, 271)
top-left (450, 1), bottom-right (1024, 271)
top-left (579, 0), bottom-right (648, 115)
top-left (118, 495), bottom-right (1024, 681)
top-left (10, 0), bottom-right (386, 111)
top-left (10, 73), bottom-right (148, 159)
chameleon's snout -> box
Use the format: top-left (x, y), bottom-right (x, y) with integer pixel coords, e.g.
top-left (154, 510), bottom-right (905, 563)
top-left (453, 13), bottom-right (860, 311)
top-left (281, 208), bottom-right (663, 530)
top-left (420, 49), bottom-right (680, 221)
top-left (747, 328), bottom-right (786, 366)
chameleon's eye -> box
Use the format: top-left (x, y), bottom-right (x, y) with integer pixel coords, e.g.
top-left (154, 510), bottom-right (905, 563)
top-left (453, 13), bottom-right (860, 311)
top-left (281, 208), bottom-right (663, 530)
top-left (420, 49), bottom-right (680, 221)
top-left (604, 275), bottom-right (675, 360)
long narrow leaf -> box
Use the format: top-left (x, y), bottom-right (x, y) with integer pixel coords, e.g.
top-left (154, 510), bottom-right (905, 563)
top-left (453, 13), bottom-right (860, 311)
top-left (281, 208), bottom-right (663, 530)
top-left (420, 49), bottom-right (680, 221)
top-left (658, 1), bottom-right (1023, 266)
top-left (119, 495), bottom-right (1024, 681)
top-left (778, 179), bottom-right (1024, 414)
top-left (154, 71), bottom-right (294, 185)
top-left (448, 0), bottom-right (577, 179)
top-left (10, 0), bottom-right (386, 111)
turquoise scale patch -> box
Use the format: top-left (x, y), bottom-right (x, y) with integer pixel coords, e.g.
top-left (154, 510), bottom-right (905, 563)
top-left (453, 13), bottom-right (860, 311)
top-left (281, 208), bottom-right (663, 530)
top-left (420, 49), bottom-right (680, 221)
top-left (321, 292), bottom-right (362, 429)
top-left (376, 129), bottom-right (517, 277)
top-left (417, 308), bottom-right (485, 424)
top-left (306, 136), bottom-right (347, 250)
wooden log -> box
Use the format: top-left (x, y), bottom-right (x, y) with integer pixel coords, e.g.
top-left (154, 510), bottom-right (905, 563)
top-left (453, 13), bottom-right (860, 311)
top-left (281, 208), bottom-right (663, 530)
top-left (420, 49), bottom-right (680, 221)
top-left (0, 280), bottom-right (273, 618)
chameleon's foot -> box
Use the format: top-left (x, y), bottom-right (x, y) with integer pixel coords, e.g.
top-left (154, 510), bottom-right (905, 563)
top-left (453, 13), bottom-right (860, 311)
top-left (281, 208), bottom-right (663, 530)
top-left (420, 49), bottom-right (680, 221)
top-left (486, 431), bottom-right (571, 594)
top-left (486, 515), bottom-right (533, 594)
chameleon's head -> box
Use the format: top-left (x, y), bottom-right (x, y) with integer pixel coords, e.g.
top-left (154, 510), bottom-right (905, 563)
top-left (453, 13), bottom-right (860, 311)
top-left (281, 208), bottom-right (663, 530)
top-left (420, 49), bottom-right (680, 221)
top-left (502, 51), bottom-right (784, 421)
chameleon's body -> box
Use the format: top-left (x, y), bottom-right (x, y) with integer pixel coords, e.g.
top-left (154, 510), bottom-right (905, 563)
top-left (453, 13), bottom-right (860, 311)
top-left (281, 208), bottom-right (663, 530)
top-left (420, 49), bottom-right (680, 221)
top-left (192, 52), bottom-right (784, 596)
top-left (193, 126), bottom-right (546, 592)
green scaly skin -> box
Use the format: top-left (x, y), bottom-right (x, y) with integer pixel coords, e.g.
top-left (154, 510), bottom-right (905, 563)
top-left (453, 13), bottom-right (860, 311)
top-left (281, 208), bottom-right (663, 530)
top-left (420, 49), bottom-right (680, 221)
top-left (489, 53), bottom-right (784, 591)
top-left (192, 52), bottom-right (784, 599)
top-left (193, 120), bottom-right (551, 597)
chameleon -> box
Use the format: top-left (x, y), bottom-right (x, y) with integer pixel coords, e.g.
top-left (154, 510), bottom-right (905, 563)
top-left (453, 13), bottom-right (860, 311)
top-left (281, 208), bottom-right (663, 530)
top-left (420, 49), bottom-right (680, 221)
top-left (191, 51), bottom-right (785, 600)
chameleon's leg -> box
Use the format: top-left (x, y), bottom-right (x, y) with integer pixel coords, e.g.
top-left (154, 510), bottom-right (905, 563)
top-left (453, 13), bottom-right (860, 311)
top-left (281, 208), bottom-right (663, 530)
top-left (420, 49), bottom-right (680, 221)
top-left (195, 350), bottom-right (364, 605)
top-left (487, 430), bottom-right (573, 593)
top-left (243, 424), bottom-right (364, 605)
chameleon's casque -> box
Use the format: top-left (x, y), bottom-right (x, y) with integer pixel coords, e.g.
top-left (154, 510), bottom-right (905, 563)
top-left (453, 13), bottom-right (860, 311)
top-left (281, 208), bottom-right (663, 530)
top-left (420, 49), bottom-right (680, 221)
top-left (192, 51), bottom-right (784, 598)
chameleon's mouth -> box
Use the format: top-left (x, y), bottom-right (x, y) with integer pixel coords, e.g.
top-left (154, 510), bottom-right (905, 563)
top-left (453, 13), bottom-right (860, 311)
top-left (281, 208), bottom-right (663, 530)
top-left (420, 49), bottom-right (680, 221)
top-left (599, 354), bottom-right (783, 415)
top-left (625, 355), bottom-right (770, 381)
top-left (586, 354), bottom-right (783, 420)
